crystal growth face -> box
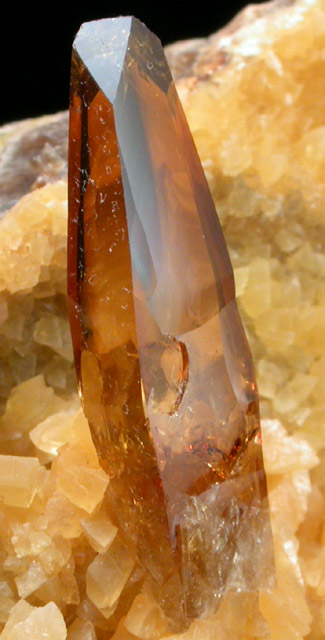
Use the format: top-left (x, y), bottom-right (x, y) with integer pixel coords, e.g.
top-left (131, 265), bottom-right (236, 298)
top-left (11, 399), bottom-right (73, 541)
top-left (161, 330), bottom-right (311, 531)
top-left (68, 16), bottom-right (274, 629)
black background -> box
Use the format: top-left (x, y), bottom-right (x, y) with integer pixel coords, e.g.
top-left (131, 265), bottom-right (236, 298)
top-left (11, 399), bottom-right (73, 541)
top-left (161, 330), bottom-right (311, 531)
top-left (1, 1), bottom-right (262, 126)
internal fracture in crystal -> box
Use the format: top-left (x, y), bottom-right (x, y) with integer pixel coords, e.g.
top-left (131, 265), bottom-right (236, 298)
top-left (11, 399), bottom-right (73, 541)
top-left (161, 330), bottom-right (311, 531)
top-left (68, 16), bottom-right (274, 629)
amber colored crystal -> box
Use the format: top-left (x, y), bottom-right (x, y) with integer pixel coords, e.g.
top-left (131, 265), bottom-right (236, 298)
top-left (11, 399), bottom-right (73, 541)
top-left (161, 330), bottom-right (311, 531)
top-left (68, 16), bottom-right (273, 629)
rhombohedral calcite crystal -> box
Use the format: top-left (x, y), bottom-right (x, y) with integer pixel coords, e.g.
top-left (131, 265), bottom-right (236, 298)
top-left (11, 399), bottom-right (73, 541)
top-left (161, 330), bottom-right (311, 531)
top-left (68, 16), bottom-right (274, 628)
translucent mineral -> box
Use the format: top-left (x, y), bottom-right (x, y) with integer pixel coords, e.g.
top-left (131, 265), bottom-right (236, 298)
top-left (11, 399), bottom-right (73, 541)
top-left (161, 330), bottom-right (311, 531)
top-left (66, 618), bottom-right (96, 640)
top-left (68, 15), bottom-right (273, 628)
top-left (0, 0), bottom-right (324, 637)
top-left (54, 444), bottom-right (109, 513)
top-left (0, 181), bottom-right (77, 421)
top-left (124, 594), bottom-right (168, 640)
top-left (0, 600), bottom-right (67, 640)
top-left (29, 412), bottom-right (74, 455)
top-left (86, 536), bottom-right (135, 610)
top-left (0, 455), bottom-right (43, 507)
top-left (0, 583), bottom-right (16, 625)
top-left (262, 420), bottom-right (319, 475)
top-left (14, 560), bottom-right (48, 598)
top-left (81, 512), bottom-right (118, 553)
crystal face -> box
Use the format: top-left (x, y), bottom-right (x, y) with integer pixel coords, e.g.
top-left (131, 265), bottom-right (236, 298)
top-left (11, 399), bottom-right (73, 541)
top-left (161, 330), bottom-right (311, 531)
top-left (68, 16), bottom-right (274, 629)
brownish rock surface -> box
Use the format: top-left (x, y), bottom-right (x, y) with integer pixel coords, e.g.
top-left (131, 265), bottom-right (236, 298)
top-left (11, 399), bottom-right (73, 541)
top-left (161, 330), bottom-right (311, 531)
top-left (0, 112), bottom-right (68, 217)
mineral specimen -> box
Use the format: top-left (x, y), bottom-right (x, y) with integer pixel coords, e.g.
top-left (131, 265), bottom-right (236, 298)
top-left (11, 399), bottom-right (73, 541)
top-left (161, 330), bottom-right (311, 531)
top-left (0, 0), bottom-right (324, 638)
top-left (68, 16), bottom-right (273, 628)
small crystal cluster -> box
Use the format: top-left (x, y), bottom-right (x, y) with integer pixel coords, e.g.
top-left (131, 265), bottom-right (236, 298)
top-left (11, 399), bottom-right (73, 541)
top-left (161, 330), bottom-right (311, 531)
top-left (0, 182), bottom-right (76, 422)
top-left (0, 0), bottom-right (324, 637)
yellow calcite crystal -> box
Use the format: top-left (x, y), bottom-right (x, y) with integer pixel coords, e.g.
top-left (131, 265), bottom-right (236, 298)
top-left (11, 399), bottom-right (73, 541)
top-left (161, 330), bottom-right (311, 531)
top-left (0, 182), bottom-right (76, 424)
top-left (29, 412), bottom-right (75, 456)
top-left (67, 618), bottom-right (96, 640)
top-left (0, 455), bottom-right (43, 507)
top-left (0, 600), bottom-right (66, 640)
top-left (54, 444), bottom-right (109, 513)
top-left (124, 595), bottom-right (168, 640)
top-left (0, 0), bottom-right (324, 637)
top-left (81, 514), bottom-right (118, 554)
top-left (15, 560), bottom-right (48, 599)
top-left (86, 537), bottom-right (135, 612)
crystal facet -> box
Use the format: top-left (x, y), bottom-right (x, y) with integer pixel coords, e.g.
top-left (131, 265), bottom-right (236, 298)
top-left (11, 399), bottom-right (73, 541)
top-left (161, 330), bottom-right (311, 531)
top-left (68, 16), bottom-right (274, 629)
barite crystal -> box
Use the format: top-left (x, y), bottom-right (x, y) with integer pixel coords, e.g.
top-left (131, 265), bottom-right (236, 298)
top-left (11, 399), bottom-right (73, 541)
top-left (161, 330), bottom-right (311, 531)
top-left (68, 16), bottom-right (274, 629)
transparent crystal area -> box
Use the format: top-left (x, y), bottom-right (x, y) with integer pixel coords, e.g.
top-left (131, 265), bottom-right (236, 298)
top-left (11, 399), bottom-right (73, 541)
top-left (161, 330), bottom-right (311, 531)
top-left (68, 16), bottom-right (273, 628)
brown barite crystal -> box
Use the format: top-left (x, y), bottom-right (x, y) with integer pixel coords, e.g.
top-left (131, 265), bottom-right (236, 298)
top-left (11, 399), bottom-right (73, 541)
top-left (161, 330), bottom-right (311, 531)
top-left (68, 16), bottom-right (274, 630)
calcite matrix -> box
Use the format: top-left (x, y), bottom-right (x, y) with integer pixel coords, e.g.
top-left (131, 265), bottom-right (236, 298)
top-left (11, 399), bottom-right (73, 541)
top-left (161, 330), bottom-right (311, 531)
top-left (68, 16), bottom-right (273, 628)
top-left (0, 0), bottom-right (324, 638)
